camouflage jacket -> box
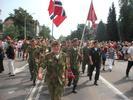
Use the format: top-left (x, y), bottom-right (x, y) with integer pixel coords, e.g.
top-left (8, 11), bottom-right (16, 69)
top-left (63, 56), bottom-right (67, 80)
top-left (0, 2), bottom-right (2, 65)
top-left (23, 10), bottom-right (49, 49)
top-left (42, 52), bottom-right (67, 86)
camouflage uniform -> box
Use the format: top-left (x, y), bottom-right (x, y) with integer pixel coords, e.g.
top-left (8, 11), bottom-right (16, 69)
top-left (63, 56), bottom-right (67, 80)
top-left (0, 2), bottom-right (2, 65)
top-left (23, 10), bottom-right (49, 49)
top-left (82, 45), bottom-right (91, 75)
top-left (27, 41), bottom-right (38, 86)
top-left (40, 43), bottom-right (47, 54)
top-left (67, 38), bottom-right (81, 93)
top-left (21, 40), bottom-right (29, 60)
top-left (39, 40), bottom-right (69, 100)
top-left (41, 51), bottom-right (67, 100)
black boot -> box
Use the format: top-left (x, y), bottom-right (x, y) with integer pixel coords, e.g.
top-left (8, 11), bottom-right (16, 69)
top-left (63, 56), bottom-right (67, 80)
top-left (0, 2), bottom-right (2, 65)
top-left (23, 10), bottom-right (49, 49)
top-left (89, 76), bottom-right (92, 81)
top-left (33, 79), bottom-right (36, 86)
top-left (94, 80), bottom-right (98, 86)
top-left (102, 68), bottom-right (105, 71)
top-left (72, 85), bottom-right (77, 93)
top-left (67, 79), bottom-right (72, 87)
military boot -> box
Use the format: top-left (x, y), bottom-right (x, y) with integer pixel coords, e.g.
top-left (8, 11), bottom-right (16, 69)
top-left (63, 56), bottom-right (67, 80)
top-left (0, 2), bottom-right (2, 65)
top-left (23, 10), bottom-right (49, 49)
top-left (72, 85), bottom-right (77, 93)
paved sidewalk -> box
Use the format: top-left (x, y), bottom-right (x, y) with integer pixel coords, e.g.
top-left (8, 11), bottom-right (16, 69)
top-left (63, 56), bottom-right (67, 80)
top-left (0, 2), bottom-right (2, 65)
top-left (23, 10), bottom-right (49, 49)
top-left (0, 58), bottom-right (33, 100)
top-left (2, 57), bottom-right (27, 75)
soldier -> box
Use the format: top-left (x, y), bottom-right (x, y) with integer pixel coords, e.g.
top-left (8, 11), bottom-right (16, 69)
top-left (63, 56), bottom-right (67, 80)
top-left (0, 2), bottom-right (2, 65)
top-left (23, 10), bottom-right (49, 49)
top-left (26, 40), bottom-right (38, 86)
top-left (21, 39), bottom-right (29, 60)
top-left (61, 41), bottom-right (67, 53)
top-left (39, 40), bottom-right (68, 100)
top-left (82, 41), bottom-right (91, 76)
top-left (0, 46), bottom-right (5, 73)
top-left (67, 38), bottom-right (81, 93)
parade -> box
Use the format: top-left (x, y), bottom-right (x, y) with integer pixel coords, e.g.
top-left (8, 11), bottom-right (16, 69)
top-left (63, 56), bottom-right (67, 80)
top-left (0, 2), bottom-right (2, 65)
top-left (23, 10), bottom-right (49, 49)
top-left (0, 0), bottom-right (133, 100)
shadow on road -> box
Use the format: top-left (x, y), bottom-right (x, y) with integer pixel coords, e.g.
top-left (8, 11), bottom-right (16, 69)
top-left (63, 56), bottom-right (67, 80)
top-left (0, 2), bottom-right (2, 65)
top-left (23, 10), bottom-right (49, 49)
top-left (124, 87), bottom-right (133, 98)
top-left (113, 76), bottom-right (133, 85)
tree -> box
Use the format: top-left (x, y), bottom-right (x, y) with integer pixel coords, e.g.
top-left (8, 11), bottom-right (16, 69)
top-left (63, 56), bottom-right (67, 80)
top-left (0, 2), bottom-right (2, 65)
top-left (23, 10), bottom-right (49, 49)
top-left (118, 0), bottom-right (133, 41)
top-left (58, 35), bottom-right (66, 42)
top-left (39, 25), bottom-right (50, 39)
top-left (67, 24), bottom-right (83, 40)
top-left (95, 21), bottom-right (107, 41)
top-left (9, 7), bottom-right (37, 39)
top-left (0, 23), bottom-right (2, 32)
top-left (0, 23), bottom-right (3, 40)
top-left (106, 2), bottom-right (119, 41)
top-left (66, 24), bottom-right (93, 40)
top-left (4, 24), bottom-right (19, 40)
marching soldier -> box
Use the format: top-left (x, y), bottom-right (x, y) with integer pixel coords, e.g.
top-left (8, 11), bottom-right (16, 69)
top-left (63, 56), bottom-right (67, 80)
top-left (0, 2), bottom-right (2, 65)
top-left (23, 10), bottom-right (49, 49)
top-left (67, 38), bottom-right (81, 93)
top-left (82, 41), bottom-right (91, 76)
top-left (21, 39), bottom-right (29, 60)
top-left (26, 39), bottom-right (38, 86)
top-left (40, 39), bottom-right (47, 54)
top-left (61, 41), bottom-right (67, 53)
top-left (39, 40), bottom-right (68, 100)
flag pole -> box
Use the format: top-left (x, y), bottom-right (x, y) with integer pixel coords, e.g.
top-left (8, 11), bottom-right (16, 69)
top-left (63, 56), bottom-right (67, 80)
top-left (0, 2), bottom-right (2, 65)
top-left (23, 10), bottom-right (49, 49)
top-left (52, 0), bottom-right (55, 40)
top-left (51, 0), bottom-right (55, 40)
top-left (79, 20), bottom-right (88, 49)
top-left (79, 0), bottom-right (93, 49)
top-left (76, 19), bottom-right (88, 64)
top-left (51, 19), bottom-right (54, 39)
top-left (79, 0), bottom-right (95, 51)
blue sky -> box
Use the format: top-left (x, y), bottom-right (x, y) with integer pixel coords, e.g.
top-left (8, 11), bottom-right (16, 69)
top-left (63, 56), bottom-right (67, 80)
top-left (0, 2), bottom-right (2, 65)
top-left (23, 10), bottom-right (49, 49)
top-left (0, 0), bottom-right (119, 39)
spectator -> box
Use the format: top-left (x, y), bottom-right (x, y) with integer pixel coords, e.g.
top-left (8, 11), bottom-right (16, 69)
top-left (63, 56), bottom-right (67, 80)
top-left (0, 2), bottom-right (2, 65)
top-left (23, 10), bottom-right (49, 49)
top-left (0, 47), bottom-right (5, 73)
top-left (6, 41), bottom-right (15, 76)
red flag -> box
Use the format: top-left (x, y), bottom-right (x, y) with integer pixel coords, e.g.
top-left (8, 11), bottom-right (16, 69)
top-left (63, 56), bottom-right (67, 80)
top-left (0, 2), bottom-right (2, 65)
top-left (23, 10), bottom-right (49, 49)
top-left (54, 0), bottom-right (63, 15)
top-left (48, 0), bottom-right (66, 27)
top-left (53, 15), bottom-right (66, 26)
top-left (87, 1), bottom-right (97, 28)
top-left (48, 0), bottom-right (54, 15)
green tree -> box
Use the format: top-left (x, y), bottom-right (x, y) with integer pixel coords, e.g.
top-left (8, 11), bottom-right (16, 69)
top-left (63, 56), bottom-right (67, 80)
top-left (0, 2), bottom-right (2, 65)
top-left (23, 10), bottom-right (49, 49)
top-left (66, 24), bottom-right (93, 40)
top-left (106, 2), bottom-right (119, 41)
top-left (39, 25), bottom-right (50, 39)
top-left (0, 23), bottom-right (2, 31)
top-left (68, 24), bottom-right (83, 40)
top-left (0, 23), bottom-right (3, 40)
top-left (4, 24), bottom-right (19, 40)
top-left (96, 21), bottom-right (107, 41)
top-left (118, 0), bottom-right (133, 41)
top-left (9, 7), bottom-right (36, 39)
top-left (58, 35), bottom-right (66, 42)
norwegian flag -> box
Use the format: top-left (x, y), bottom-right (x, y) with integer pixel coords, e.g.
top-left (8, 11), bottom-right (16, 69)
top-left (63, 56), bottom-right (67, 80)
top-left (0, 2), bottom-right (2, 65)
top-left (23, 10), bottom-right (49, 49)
top-left (48, 0), bottom-right (66, 27)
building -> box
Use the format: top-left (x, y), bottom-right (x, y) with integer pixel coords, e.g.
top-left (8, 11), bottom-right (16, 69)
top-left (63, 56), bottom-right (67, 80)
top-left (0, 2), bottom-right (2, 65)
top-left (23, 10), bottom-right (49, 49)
top-left (3, 17), bottom-right (14, 27)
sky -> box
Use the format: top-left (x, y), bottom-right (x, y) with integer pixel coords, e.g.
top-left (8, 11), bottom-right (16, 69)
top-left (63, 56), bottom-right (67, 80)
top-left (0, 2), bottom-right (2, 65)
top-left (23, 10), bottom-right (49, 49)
top-left (0, 0), bottom-right (120, 39)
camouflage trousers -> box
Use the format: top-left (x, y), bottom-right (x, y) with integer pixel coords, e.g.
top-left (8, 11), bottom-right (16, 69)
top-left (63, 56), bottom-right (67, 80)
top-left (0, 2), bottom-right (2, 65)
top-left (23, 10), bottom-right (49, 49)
top-left (69, 67), bottom-right (80, 86)
top-left (28, 60), bottom-right (38, 84)
top-left (47, 82), bottom-right (64, 100)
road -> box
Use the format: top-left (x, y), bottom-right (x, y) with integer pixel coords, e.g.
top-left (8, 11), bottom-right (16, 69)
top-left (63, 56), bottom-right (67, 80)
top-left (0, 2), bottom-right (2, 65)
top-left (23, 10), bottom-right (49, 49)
top-left (0, 59), bottom-right (132, 100)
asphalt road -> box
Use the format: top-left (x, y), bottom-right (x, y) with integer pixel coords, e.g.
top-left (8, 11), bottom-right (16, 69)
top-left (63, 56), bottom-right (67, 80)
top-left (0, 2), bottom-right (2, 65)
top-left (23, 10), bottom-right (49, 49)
top-left (0, 59), bottom-right (132, 100)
